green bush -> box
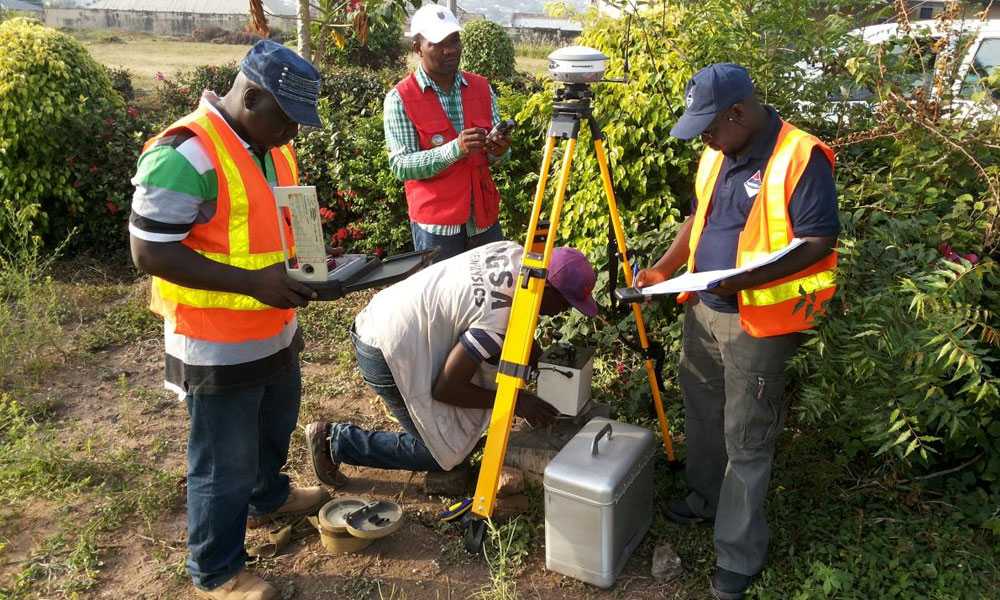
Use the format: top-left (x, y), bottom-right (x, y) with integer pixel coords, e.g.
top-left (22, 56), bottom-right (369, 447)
top-left (154, 62), bottom-right (241, 123)
top-left (318, 18), bottom-right (407, 71)
top-left (105, 66), bottom-right (135, 102)
top-left (0, 18), bottom-right (134, 250)
top-left (460, 19), bottom-right (516, 82)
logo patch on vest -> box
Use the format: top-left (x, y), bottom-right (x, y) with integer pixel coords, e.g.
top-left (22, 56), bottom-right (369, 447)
top-left (430, 134), bottom-right (445, 147)
top-left (744, 170), bottom-right (762, 198)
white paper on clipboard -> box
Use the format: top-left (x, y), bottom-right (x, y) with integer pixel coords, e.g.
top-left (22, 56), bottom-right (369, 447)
top-left (641, 238), bottom-right (806, 295)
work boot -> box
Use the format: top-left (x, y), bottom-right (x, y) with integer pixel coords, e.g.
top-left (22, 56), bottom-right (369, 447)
top-left (662, 498), bottom-right (713, 525)
top-left (194, 571), bottom-right (277, 600)
top-left (306, 421), bottom-right (349, 488)
top-left (247, 486), bottom-right (329, 529)
top-left (424, 461), bottom-right (471, 496)
top-left (710, 567), bottom-right (758, 600)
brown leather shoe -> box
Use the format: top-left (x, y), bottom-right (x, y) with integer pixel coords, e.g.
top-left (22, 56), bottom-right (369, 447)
top-left (193, 571), bottom-right (277, 600)
top-left (247, 486), bottom-right (329, 529)
top-left (306, 421), bottom-right (348, 488)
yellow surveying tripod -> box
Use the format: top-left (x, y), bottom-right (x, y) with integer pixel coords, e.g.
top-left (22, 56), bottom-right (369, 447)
top-left (463, 79), bottom-right (676, 552)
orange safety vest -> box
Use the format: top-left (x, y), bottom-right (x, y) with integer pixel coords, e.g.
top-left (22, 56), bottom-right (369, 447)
top-left (144, 102), bottom-right (299, 343)
top-left (685, 120), bottom-right (837, 338)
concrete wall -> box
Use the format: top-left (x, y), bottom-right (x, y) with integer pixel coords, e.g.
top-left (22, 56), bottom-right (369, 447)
top-left (45, 8), bottom-right (250, 36)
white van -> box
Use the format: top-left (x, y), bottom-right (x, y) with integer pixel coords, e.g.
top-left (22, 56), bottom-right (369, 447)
top-left (819, 19), bottom-right (999, 123)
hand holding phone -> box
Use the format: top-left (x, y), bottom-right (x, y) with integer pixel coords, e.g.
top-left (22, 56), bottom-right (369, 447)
top-left (488, 119), bottom-right (516, 140)
top-left (486, 119), bottom-right (515, 156)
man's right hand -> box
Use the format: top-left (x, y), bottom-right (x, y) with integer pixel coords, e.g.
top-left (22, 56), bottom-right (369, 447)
top-left (514, 393), bottom-right (559, 427)
top-left (247, 263), bottom-right (316, 309)
top-left (457, 127), bottom-right (488, 156)
top-left (635, 267), bottom-right (667, 289)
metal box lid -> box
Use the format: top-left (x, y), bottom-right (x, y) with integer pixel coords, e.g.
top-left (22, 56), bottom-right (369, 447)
top-left (543, 417), bottom-right (655, 505)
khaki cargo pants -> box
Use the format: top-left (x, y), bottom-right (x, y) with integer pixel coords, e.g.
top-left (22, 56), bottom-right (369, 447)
top-left (678, 298), bottom-right (799, 576)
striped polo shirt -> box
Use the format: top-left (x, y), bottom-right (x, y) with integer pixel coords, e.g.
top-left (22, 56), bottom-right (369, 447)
top-left (129, 92), bottom-right (302, 398)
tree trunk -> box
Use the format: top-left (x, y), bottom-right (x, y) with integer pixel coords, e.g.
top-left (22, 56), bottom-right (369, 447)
top-left (297, 0), bottom-right (312, 64)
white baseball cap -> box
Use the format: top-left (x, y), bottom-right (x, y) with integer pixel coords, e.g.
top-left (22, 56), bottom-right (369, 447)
top-left (407, 4), bottom-right (463, 44)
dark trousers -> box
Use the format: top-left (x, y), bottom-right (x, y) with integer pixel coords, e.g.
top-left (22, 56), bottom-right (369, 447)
top-left (678, 299), bottom-right (799, 575)
top-left (327, 328), bottom-right (444, 472)
top-left (410, 220), bottom-right (503, 264)
top-left (185, 363), bottom-right (300, 590)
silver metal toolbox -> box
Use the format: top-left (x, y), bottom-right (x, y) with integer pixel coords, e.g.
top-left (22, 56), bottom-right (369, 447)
top-left (543, 417), bottom-right (656, 588)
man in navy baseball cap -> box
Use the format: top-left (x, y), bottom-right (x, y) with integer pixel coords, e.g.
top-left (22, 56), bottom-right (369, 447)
top-left (670, 62), bottom-right (755, 140)
top-left (240, 39), bottom-right (322, 128)
top-left (636, 62), bottom-right (840, 600)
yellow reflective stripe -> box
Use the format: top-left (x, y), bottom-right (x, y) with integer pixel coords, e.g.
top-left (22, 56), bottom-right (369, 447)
top-left (154, 249), bottom-right (285, 310)
top-left (763, 128), bottom-right (807, 251)
top-left (740, 269), bottom-right (836, 306)
top-left (278, 145), bottom-right (298, 183)
top-left (193, 113), bottom-right (251, 256)
top-left (154, 278), bottom-right (273, 311)
top-left (197, 249), bottom-right (286, 268)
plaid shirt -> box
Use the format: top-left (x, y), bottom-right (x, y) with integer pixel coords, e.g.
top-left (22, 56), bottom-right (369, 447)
top-left (384, 65), bottom-right (508, 236)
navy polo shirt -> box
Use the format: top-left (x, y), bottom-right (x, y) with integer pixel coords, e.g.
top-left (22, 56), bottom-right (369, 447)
top-left (692, 106), bottom-right (839, 313)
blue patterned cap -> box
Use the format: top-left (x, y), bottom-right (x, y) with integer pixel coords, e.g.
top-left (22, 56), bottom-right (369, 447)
top-left (241, 40), bottom-right (322, 128)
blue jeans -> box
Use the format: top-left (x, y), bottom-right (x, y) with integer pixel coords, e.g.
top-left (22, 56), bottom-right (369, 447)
top-left (410, 221), bottom-right (503, 264)
top-left (327, 329), bottom-right (444, 472)
top-left (185, 363), bottom-right (300, 590)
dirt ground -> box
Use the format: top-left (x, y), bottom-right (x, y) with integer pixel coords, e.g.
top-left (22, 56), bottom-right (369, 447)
top-left (2, 266), bottom-right (692, 600)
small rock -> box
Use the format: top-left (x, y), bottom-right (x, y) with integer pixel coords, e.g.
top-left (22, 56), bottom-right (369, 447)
top-left (651, 543), bottom-right (683, 582)
top-left (492, 494), bottom-right (531, 520)
top-left (497, 466), bottom-right (524, 497)
top-left (280, 581), bottom-right (296, 600)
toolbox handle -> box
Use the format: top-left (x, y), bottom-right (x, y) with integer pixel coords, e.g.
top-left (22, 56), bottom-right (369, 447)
top-left (591, 423), bottom-right (613, 455)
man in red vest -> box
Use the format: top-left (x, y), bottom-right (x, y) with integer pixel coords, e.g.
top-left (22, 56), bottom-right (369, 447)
top-left (636, 64), bottom-right (839, 600)
top-left (130, 41), bottom-right (331, 600)
top-left (383, 4), bottom-right (511, 262)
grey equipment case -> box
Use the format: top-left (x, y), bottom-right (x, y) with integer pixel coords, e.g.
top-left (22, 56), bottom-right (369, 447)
top-left (543, 417), bottom-right (656, 588)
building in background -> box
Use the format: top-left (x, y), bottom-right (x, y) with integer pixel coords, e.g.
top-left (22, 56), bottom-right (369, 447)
top-left (44, 0), bottom-right (299, 36)
top-left (1, 0), bottom-right (43, 14)
top-left (509, 12), bottom-right (582, 43)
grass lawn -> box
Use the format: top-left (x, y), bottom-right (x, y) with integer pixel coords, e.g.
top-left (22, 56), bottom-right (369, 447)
top-left (84, 37), bottom-right (253, 91)
top-left (82, 34), bottom-right (549, 93)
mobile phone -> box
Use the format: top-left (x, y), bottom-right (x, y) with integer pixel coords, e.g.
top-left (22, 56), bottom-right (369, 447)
top-left (614, 286), bottom-right (653, 304)
top-left (488, 119), bottom-right (516, 139)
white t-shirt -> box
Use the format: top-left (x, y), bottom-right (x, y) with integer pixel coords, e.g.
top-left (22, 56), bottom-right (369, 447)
top-left (353, 240), bottom-right (522, 470)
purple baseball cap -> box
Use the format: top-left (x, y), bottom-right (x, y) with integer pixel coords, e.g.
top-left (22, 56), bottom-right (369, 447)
top-left (547, 247), bottom-right (598, 317)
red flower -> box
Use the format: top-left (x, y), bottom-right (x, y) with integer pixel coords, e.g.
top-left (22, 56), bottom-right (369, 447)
top-left (616, 362), bottom-right (625, 374)
top-left (88, 165), bottom-right (99, 174)
top-left (127, 107), bottom-right (140, 118)
top-left (180, 85), bottom-right (190, 93)
top-left (106, 201), bottom-right (118, 214)
top-left (374, 246), bottom-right (385, 258)
top-left (104, 118), bottom-right (115, 126)
top-left (353, 147), bottom-right (361, 155)
top-left (73, 179), bottom-right (82, 188)
top-left (101, 131), bottom-right (112, 137)
top-left (964, 253), bottom-right (979, 264)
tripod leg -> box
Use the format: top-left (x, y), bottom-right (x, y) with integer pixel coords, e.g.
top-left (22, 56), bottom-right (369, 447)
top-left (471, 137), bottom-right (579, 520)
top-left (593, 138), bottom-right (676, 461)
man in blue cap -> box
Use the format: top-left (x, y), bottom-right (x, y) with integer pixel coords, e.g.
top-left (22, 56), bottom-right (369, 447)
top-left (636, 64), bottom-right (839, 599)
top-left (130, 40), bottom-right (329, 600)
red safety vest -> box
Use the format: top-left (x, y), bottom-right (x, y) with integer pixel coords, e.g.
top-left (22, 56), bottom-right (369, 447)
top-left (685, 120), bottom-right (838, 338)
top-left (144, 102), bottom-right (299, 343)
top-left (395, 71), bottom-right (500, 228)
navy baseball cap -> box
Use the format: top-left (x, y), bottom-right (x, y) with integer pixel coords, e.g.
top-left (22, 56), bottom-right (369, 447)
top-left (241, 40), bottom-right (322, 128)
top-left (670, 63), bottom-right (755, 140)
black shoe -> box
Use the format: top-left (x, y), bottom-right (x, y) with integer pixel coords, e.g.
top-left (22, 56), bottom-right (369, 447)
top-left (662, 498), bottom-right (712, 525)
top-left (710, 567), bottom-right (758, 600)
